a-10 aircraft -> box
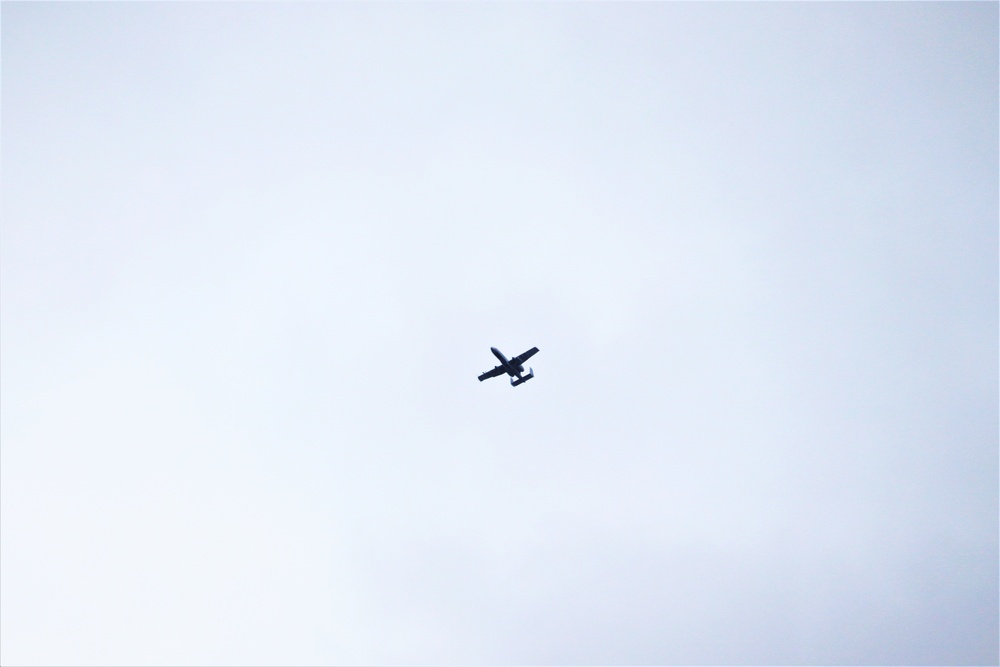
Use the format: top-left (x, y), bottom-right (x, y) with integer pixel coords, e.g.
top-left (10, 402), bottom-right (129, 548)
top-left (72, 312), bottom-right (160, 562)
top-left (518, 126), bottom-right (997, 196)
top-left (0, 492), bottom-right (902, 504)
top-left (478, 346), bottom-right (539, 386)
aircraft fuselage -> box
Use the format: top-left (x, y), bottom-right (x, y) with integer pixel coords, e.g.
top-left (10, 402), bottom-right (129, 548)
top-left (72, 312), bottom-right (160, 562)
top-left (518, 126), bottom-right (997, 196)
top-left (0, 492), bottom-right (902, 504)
top-left (491, 346), bottom-right (525, 376)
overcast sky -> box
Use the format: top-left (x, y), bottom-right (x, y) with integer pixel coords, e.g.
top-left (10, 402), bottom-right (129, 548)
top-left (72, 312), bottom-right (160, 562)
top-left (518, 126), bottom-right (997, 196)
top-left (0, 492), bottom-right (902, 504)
top-left (1, 3), bottom-right (997, 665)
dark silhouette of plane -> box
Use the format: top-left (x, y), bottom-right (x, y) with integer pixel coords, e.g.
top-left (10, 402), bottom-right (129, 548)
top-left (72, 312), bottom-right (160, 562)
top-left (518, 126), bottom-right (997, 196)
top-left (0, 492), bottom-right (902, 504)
top-left (478, 346), bottom-right (539, 386)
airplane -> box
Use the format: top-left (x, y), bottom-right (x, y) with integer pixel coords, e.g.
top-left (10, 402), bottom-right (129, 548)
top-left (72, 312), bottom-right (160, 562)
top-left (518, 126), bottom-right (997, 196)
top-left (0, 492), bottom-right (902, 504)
top-left (478, 346), bottom-right (539, 386)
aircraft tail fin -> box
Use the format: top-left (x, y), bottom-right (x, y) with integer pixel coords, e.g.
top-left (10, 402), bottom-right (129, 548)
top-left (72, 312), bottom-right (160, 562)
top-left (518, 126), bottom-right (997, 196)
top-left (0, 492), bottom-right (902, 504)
top-left (511, 368), bottom-right (534, 387)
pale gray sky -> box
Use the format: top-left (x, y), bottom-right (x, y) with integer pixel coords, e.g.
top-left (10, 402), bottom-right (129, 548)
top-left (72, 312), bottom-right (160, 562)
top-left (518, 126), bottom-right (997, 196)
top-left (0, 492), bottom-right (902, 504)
top-left (1, 3), bottom-right (997, 665)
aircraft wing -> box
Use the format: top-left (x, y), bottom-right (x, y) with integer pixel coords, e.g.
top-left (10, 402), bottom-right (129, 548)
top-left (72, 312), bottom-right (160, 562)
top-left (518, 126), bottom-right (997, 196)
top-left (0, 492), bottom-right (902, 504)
top-left (478, 365), bottom-right (506, 382)
top-left (514, 347), bottom-right (539, 364)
